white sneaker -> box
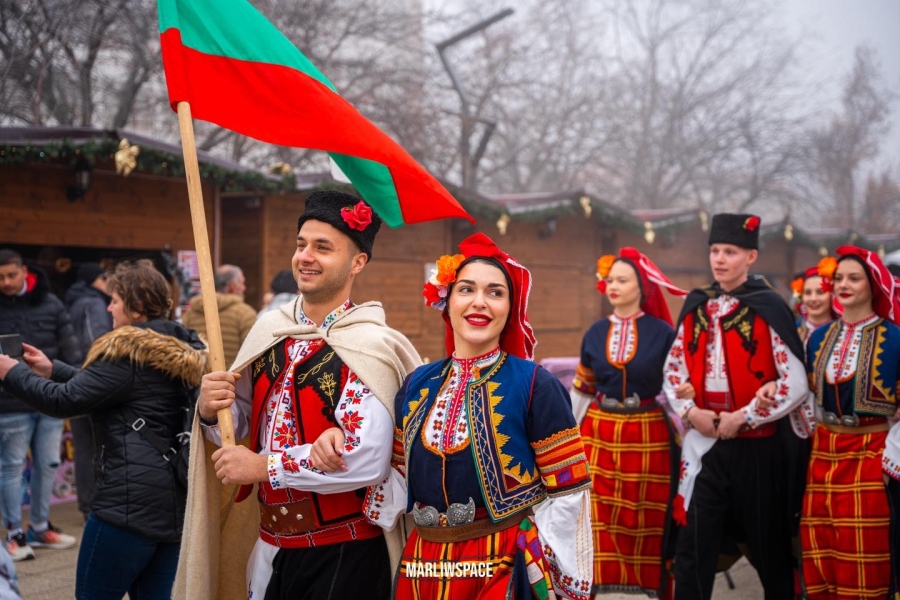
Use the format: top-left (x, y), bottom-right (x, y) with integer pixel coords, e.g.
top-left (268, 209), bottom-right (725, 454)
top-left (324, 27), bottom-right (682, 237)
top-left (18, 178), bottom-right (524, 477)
top-left (5, 533), bottom-right (35, 561)
top-left (25, 524), bottom-right (76, 549)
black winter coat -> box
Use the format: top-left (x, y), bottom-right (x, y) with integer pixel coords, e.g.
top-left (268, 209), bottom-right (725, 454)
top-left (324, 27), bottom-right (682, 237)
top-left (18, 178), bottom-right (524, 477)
top-left (0, 266), bottom-right (82, 413)
top-left (64, 281), bottom-right (112, 355)
top-left (2, 320), bottom-right (207, 542)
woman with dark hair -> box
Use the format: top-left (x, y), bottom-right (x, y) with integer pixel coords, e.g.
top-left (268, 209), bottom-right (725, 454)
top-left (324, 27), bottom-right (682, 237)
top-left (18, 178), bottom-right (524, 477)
top-left (800, 246), bottom-right (900, 599)
top-left (569, 248), bottom-right (686, 599)
top-left (313, 233), bottom-right (594, 599)
top-left (0, 260), bottom-right (207, 600)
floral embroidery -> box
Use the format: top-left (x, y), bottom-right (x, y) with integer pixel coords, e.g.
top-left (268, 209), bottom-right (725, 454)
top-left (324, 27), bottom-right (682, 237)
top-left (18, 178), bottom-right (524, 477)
top-left (363, 480), bottom-right (388, 524)
top-left (341, 410), bottom-right (364, 434)
top-left (344, 435), bottom-right (360, 452)
top-left (273, 424), bottom-right (294, 448)
top-left (607, 312), bottom-right (642, 366)
top-left (267, 453), bottom-right (281, 488)
top-left (281, 453), bottom-right (300, 473)
top-left (423, 349), bottom-right (501, 454)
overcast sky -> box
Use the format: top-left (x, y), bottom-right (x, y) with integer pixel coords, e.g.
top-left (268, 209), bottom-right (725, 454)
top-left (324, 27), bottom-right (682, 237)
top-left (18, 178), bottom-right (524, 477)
top-left (784, 0), bottom-right (900, 165)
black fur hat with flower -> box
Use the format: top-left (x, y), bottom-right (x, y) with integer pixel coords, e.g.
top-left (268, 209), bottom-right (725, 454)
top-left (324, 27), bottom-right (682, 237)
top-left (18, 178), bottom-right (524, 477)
top-left (708, 213), bottom-right (760, 250)
top-left (297, 190), bottom-right (383, 258)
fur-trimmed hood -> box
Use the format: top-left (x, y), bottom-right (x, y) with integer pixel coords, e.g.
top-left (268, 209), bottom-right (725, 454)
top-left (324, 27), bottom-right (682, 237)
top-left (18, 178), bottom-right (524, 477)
top-left (83, 320), bottom-right (208, 386)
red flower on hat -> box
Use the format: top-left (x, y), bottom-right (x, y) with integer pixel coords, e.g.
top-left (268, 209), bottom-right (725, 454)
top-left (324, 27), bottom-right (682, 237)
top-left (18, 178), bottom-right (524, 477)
top-left (422, 281), bottom-right (446, 309)
top-left (743, 216), bottom-right (760, 232)
top-left (341, 201), bottom-right (373, 231)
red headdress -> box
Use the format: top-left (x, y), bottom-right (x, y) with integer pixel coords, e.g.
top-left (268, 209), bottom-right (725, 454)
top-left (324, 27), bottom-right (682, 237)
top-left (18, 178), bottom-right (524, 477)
top-left (835, 245), bottom-right (900, 326)
top-left (595, 247), bottom-right (687, 326)
top-left (422, 232), bottom-right (537, 361)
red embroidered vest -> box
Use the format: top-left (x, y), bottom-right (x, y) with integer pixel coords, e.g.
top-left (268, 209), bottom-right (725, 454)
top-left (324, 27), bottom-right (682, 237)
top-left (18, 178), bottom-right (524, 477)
top-left (238, 338), bottom-right (381, 547)
top-left (682, 302), bottom-right (778, 411)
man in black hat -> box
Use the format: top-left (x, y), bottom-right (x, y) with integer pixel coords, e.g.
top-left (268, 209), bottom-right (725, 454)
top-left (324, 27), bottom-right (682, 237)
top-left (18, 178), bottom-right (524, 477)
top-left (661, 214), bottom-right (812, 599)
top-left (189, 191), bottom-right (421, 599)
top-left (64, 263), bottom-right (113, 521)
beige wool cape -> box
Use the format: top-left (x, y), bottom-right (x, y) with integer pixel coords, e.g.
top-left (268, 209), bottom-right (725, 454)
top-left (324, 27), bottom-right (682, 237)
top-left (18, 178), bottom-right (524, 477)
top-left (173, 299), bottom-right (422, 600)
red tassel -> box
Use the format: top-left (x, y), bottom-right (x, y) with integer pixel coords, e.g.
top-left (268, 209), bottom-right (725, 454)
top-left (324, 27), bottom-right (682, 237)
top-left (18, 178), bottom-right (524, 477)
top-left (672, 494), bottom-right (687, 526)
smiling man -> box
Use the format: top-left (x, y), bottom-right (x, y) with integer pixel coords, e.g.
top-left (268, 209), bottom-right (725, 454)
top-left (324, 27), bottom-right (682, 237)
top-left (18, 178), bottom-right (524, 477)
top-left (661, 214), bottom-right (813, 600)
top-left (189, 191), bottom-right (421, 600)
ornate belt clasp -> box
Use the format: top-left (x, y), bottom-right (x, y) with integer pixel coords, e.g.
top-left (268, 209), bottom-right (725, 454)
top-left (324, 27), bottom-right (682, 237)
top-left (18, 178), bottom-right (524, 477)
top-left (822, 411), bottom-right (860, 427)
top-left (413, 497), bottom-right (476, 527)
top-left (601, 394), bottom-right (642, 409)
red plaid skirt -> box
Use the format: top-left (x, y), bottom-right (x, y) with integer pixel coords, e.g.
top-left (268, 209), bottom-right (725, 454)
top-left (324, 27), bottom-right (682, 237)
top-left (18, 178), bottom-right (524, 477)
top-left (394, 524), bottom-right (519, 600)
top-left (580, 404), bottom-right (675, 597)
top-left (801, 426), bottom-right (890, 599)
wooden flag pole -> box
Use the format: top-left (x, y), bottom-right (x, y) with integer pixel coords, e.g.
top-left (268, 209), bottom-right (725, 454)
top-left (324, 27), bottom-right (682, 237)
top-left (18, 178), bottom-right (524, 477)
top-left (176, 101), bottom-right (235, 448)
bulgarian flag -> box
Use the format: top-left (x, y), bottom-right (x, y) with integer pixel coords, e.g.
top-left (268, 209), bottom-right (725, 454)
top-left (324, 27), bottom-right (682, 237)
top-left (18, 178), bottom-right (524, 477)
top-left (157, 0), bottom-right (474, 227)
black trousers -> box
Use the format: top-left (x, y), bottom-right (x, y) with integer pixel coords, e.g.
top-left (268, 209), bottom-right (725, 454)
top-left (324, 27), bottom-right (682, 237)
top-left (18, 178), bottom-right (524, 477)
top-left (674, 435), bottom-right (794, 600)
top-left (263, 534), bottom-right (391, 600)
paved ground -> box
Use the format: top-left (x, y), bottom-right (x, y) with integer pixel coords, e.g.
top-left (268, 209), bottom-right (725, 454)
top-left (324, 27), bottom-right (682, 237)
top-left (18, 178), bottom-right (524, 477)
top-left (11, 501), bottom-right (82, 599)
top-left (10, 500), bottom-right (764, 599)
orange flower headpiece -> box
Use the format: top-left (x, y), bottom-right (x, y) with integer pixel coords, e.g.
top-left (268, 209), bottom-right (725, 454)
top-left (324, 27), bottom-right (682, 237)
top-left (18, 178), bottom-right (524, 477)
top-left (422, 253), bottom-right (465, 310)
top-left (817, 256), bottom-right (838, 293)
top-left (596, 255), bottom-right (616, 283)
top-left (594, 248), bottom-right (687, 325)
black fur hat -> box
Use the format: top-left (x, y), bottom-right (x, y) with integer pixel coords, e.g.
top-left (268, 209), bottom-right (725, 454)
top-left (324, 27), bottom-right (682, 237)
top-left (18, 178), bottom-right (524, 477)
top-left (297, 191), bottom-right (382, 259)
top-left (708, 213), bottom-right (760, 250)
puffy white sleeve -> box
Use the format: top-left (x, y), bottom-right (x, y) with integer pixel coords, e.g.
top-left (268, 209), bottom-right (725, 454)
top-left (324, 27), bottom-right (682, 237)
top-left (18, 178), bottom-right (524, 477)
top-left (662, 322), bottom-right (696, 419)
top-left (741, 327), bottom-right (810, 427)
top-left (264, 372), bottom-right (393, 494)
top-left (535, 489), bottom-right (593, 599)
top-left (884, 420), bottom-right (900, 481)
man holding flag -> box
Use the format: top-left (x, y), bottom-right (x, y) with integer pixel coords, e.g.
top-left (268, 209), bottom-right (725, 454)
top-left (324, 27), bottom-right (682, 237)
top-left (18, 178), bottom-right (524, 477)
top-left (157, 0), bottom-right (471, 595)
top-left (193, 191), bottom-right (420, 598)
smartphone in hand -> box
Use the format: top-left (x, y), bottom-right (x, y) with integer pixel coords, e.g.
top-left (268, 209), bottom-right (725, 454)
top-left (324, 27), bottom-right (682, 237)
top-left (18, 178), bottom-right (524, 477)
top-left (0, 334), bottom-right (23, 360)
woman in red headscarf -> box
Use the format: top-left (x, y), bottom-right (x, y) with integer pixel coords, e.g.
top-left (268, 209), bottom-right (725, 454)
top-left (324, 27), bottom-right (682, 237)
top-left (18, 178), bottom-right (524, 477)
top-left (568, 248), bottom-right (686, 598)
top-left (314, 233), bottom-right (594, 599)
top-left (791, 257), bottom-right (839, 345)
top-left (801, 245), bottom-right (900, 599)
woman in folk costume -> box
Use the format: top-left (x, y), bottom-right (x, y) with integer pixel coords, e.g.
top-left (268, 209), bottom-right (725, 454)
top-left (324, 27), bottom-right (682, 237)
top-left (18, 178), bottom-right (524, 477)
top-left (800, 245), bottom-right (900, 599)
top-left (344, 232), bottom-right (592, 599)
top-left (791, 258), bottom-right (840, 345)
top-left (568, 248), bottom-right (686, 598)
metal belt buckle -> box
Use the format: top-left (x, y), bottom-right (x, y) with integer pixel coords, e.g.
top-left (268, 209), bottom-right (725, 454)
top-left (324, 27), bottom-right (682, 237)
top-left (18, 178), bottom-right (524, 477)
top-left (413, 498), bottom-right (475, 527)
top-left (601, 396), bottom-right (620, 409)
top-left (823, 412), bottom-right (840, 425)
top-left (840, 414), bottom-right (860, 427)
top-left (623, 394), bottom-right (641, 409)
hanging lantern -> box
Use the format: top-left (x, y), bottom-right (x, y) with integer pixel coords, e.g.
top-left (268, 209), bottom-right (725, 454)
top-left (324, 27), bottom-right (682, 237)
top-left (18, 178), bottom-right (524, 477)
top-left (580, 195), bottom-right (592, 218)
top-left (644, 221), bottom-right (656, 244)
top-left (496, 213), bottom-right (510, 236)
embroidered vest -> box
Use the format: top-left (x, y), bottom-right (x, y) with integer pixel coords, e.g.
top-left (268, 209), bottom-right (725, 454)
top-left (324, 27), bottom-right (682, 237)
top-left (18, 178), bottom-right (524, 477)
top-left (683, 302), bottom-right (778, 411)
top-left (237, 339), bottom-right (380, 546)
top-left (809, 318), bottom-right (900, 417)
top-left (399, 354), bottom-right (547, 522)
